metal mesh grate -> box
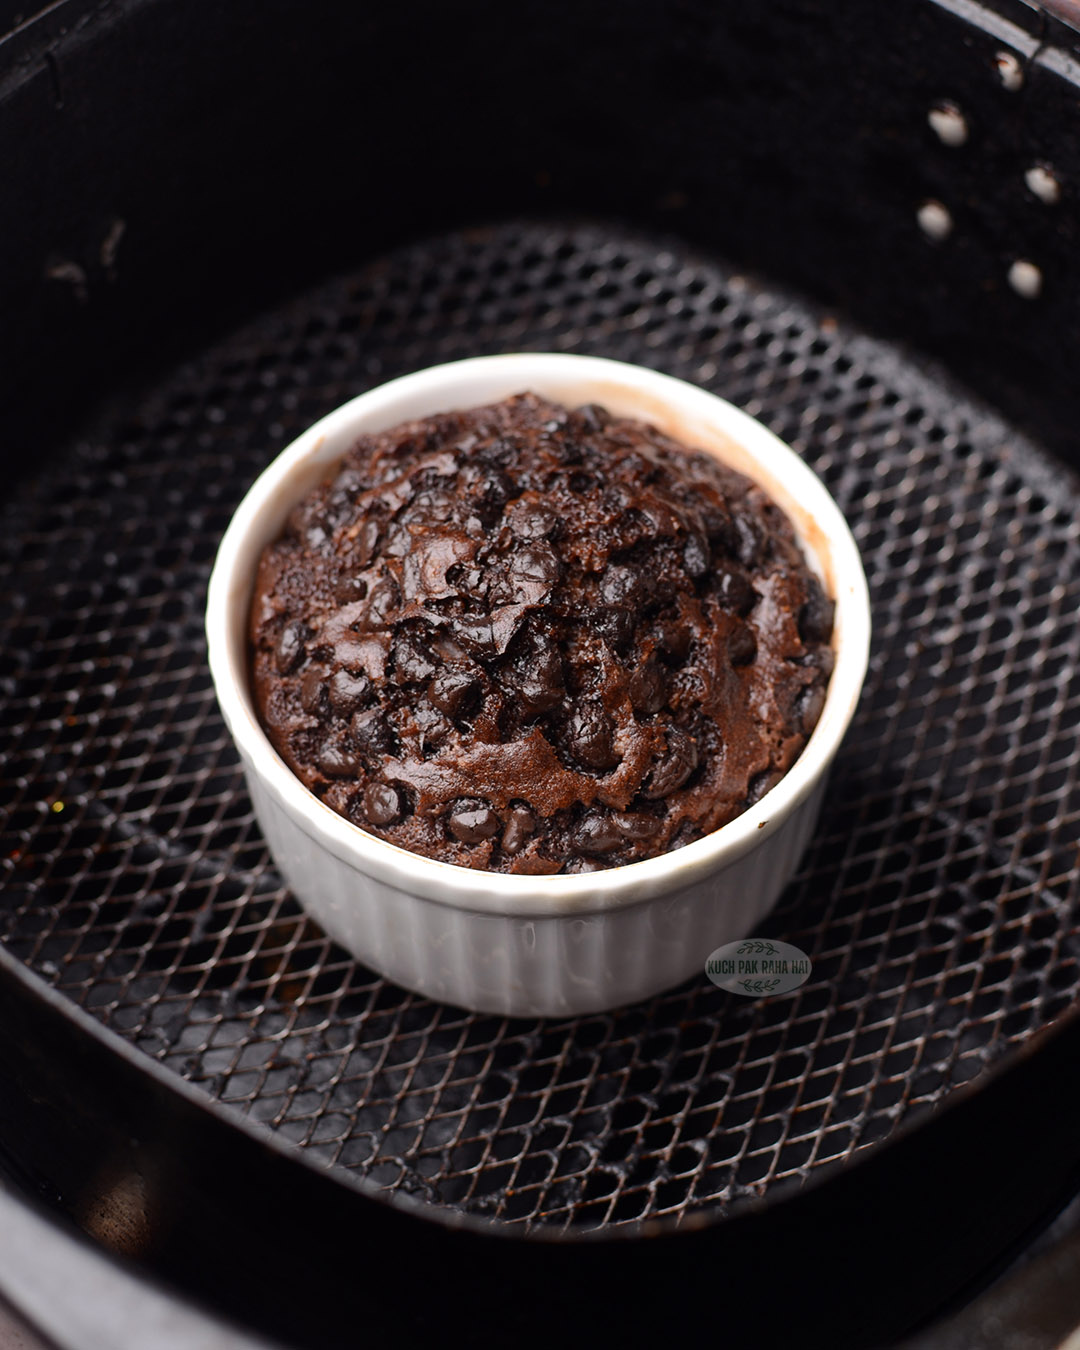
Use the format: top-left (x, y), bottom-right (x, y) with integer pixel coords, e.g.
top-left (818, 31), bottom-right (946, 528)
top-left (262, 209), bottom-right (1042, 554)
top-left (3, 222), bottom-right (1080, 1233)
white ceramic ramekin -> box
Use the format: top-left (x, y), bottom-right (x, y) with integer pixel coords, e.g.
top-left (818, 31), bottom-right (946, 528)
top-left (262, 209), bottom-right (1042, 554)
top-left (206, 354), bottom-right (870, 1017)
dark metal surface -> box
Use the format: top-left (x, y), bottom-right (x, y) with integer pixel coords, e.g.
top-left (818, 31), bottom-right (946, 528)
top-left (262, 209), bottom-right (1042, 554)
top-left (3, 220), bottom-right (1080, 1237)
top-left (898, 1189), bottom-right (1080, 1350)
top-left (8, 0), bottom-right (1080, 468)
top-left (1039, 1), bottom-right (1080, 34)
top-left (2, 0), bottom-right (1080, 1345)
top-left (0, 1180), bottom-right (277, 1350)
top-left (3, 911), bottom-right (1080, 1350)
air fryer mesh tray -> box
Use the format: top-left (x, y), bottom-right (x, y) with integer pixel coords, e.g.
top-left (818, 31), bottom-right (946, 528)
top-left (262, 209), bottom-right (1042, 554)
top-left (3, 221), bottom-right (1080, 1235)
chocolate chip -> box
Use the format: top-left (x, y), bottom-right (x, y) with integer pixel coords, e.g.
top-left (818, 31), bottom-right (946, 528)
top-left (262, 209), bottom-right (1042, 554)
top-left (476, 436), bottom-right (517, 469)
top-left (568, 470), bottom-right (598, 494)
top-left (616, 507), bottom-right (651, 547)
top-left (378, 524), bottom-right (408, 561)
top-left (733, 513), bottom-right (761, 565)
top-left (300, 666), bottom-right (328, 714)
top-left (428, 668), bottom-right (481, 718)
top-left (367, 576), bottom-right (400, 624)
top-left (402, 490), bottom-right (455, 530)
top-left (683, 533), bottom-right (710, 579)
top-left (594, 607), bottom-right (634, 652)
top-left (603, 483), bottom-right (635, 514)
top-left (703, 509), bottom-right (740, 554)
top-left (509, 646), bottom-right (564, 718)
top-left (430, 634), bottom-right (470, 664)
top-left (574, 403), bottom-right (609, 435)
top-left (799, 576), bottom-right (835, 645)
top-left (508, 501), bottom-right (558, 540)
top-left (317, 736), bottom-right (361, 778)
top-left (611, 811), bottom-right (661, 841)
top-left (716, 568), bottom-right (756, 616)
top-left (470, 466), bottom-right (513, 523)
top-left (447, 800), bottom-right (501, 844)
top-left (413, 701), bottom-right (453, 750)
top-left (669, 820), bottom-right (702, 850)
top-left (411, 454), bottom-right (457, 488)
top-left (628, 661), bottom-right (667, 715)
top-left (349, 517), bottom-right (382, 569)
top-left (728, 624), bottom-right (757, 667)
top-left (350, 707), bottom-right (396, 755)
top-left (656, 620), bottom-right (692, 666)
top-left (328, 668), bottom-right (372, 715)
top-left (445, 561), bottom-right (484, 596)
top-left (562, 857), bottom-right (605, 874)
top-left (501, 805), bottom-right (535, 855)
top-left (547, 433), bottom-right (583, 465)
top-left (363, 781), bottom-right (404, 826)
top-left (572, 810), bottom-right (624, 855)
top-left (600, 564), bottom-right (643, 608)
top-left (795, 683), bottom-right (827, 736)
top-left (275, 620), bottom-right (310, 675)
top-left (387, 431), bottom-right (425, 462)
top-left (324, 493), bottom-right (354, 533)
top-left (451, 616), bottom-right (497, 658)
top-left (334, 573), bottom-right (369, 604)
top-left (391, 628), bottom-right (437, 684)
top-left (643, 727), bottom-right (699, 799)
top-left (511, 544), bottom-right (563, 587)
top-left (747, 769), bottom-right (782, 806)
top-left (565, 701), bottom-right (618, 771)
top-left (332, 467), bottom-right (365, 499)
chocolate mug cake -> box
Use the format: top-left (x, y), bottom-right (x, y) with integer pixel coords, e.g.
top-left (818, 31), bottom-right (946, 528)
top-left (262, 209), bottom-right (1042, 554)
top-left (249, 393), bottom-right (834, 874)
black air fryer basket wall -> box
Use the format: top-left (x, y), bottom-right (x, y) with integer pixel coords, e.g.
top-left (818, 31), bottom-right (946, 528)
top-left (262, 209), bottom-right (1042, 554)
top-left (4, 2), bottom-right (1080, 1348)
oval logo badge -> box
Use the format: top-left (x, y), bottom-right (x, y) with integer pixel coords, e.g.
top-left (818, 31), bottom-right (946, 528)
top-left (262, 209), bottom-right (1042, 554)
top-left (705, 939), bottom-right (812, 997)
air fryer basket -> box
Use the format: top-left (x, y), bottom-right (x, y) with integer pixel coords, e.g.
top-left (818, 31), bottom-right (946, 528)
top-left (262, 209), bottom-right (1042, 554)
top-left (4, 2), bottom-right (1080, 1348)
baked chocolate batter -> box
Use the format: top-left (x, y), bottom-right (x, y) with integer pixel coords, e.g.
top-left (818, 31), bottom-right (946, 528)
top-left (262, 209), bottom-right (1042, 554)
top-left (249, 394), bottom-right (834, 873)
